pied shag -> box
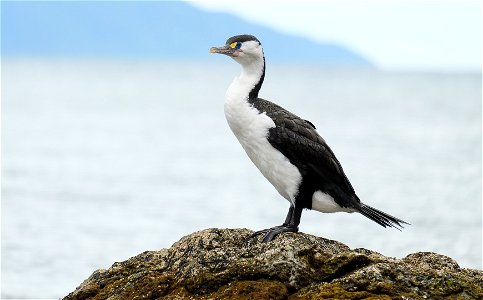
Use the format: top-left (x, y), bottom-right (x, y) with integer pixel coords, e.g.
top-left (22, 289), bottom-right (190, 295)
top-left (210, 34), bottom-right (408, 242)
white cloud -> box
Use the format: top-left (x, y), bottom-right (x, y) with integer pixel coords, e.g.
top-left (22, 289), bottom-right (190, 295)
top-left (192, 0), bottom-right (481, 70)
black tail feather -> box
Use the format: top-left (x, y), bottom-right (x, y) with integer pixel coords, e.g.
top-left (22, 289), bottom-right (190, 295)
top-left (359, 204), bottom-right (409, 230)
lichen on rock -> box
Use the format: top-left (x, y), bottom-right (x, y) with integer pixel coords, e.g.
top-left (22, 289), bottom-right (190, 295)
top-left (64, 228), bottom-right (483, 299)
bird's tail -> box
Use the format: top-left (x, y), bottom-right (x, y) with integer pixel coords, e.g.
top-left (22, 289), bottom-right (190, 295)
top-left (359, 203), bottom-right (409, 230)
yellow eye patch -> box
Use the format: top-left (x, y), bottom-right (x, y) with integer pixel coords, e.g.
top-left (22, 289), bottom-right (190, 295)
top-left (230, 42), bottom-right (241, 49)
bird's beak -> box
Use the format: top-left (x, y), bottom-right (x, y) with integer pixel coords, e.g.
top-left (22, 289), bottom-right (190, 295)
top-left (210, 45), bottom-right (239, 57)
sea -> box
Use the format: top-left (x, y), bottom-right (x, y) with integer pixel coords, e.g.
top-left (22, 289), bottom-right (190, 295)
top-left (1, 59), bottom-right (481, 299)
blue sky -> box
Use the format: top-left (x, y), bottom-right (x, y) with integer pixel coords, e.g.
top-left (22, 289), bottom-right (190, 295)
top-left (2, 0), bottom-right (481, 71)
top-left (193, 0), bottom-right (482, 71)
top-left (1, 1), bottom-right (372, 64)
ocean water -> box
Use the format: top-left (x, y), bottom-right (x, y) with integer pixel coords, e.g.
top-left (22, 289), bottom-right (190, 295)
top-left (1, 59), bottom-right (481, 299)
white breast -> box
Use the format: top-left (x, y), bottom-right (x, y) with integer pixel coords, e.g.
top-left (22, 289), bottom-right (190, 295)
top-left (224, 77), bottom-right (302, 204)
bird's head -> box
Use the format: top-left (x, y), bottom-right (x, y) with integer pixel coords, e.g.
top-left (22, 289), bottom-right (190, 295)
top-left (210, 34), bottom-right (264, 66)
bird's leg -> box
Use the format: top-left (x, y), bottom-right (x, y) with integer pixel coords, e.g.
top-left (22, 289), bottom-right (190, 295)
top-left (261, 205), bottom-right (302, 242)
top-left (246, 204), bottom-right (303, 243)
top-left (282, 204), bottom-right (295, 226)
top-left (248, 205), bottom-right (294, 239)
top-left (246, 206), bottom-right (293, 242)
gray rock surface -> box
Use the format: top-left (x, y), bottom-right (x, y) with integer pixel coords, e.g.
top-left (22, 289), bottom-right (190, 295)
top-left (64, 228), bottom-right (483, 299)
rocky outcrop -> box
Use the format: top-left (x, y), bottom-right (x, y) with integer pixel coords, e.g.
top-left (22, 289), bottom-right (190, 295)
top-left (65, 228), bottom-right (483, 299)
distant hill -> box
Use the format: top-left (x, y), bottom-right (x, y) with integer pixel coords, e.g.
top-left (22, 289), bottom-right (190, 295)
top-left (1, 1), bottom-right (372, 66)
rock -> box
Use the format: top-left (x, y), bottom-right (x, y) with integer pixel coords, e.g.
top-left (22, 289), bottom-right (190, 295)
top-left (64, 228), bottom-right (483, 299)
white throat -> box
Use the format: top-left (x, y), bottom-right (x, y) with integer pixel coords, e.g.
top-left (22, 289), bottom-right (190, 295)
top-left (223, 57), bottom-right (266, 141)
top-left (223, 57), bottom-right (302, 203)
top-left (226, 57), bottom-right (264, 104)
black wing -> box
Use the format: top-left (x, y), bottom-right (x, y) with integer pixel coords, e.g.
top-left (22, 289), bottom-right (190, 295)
top-left (251, 98), bottom-right (357, 206)
top-left (251, 99), bottom-right (409, 227)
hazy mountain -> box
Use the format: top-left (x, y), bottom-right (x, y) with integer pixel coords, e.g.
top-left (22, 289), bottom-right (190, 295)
top-left (2, 1), bottom-right (371, 66)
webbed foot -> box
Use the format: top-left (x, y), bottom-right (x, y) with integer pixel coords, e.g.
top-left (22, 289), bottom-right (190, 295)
top-left (246, 225), bottom-right (299, 243)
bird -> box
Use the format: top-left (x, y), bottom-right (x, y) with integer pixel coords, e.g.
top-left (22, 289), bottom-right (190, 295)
top-left (210, 34), bottom-right (408, 243)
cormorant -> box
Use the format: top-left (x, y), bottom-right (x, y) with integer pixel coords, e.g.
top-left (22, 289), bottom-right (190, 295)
top-left (210, 34), bottom-right (408, 242)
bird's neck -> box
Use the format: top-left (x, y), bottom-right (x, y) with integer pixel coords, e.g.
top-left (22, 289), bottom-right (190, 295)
top-left (224, 56), bottom-right (272, 152)
top-left (226, 57), bottom-right (265, 105)
top-left (244, 57), bottom-right (265, 101)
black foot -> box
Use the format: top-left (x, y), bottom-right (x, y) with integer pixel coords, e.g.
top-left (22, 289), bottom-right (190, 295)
top-left (246, 225), bottom-right (299, 243)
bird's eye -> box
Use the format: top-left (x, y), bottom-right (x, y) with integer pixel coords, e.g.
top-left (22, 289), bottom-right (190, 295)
top-left (230, 42), bottom-right (242, 49)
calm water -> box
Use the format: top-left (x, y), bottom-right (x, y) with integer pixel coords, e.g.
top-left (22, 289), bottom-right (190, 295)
top-left (2, 59), bottom-right (481, 298)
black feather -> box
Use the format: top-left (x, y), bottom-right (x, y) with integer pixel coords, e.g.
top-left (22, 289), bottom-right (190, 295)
top-left (359, 204), bottom-right (410, 229)
top-left (226, 34), bottom-right (261, 45)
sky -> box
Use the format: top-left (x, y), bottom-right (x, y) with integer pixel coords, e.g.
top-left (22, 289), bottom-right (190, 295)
top-left (192, 0), bottom-right (482, 71)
